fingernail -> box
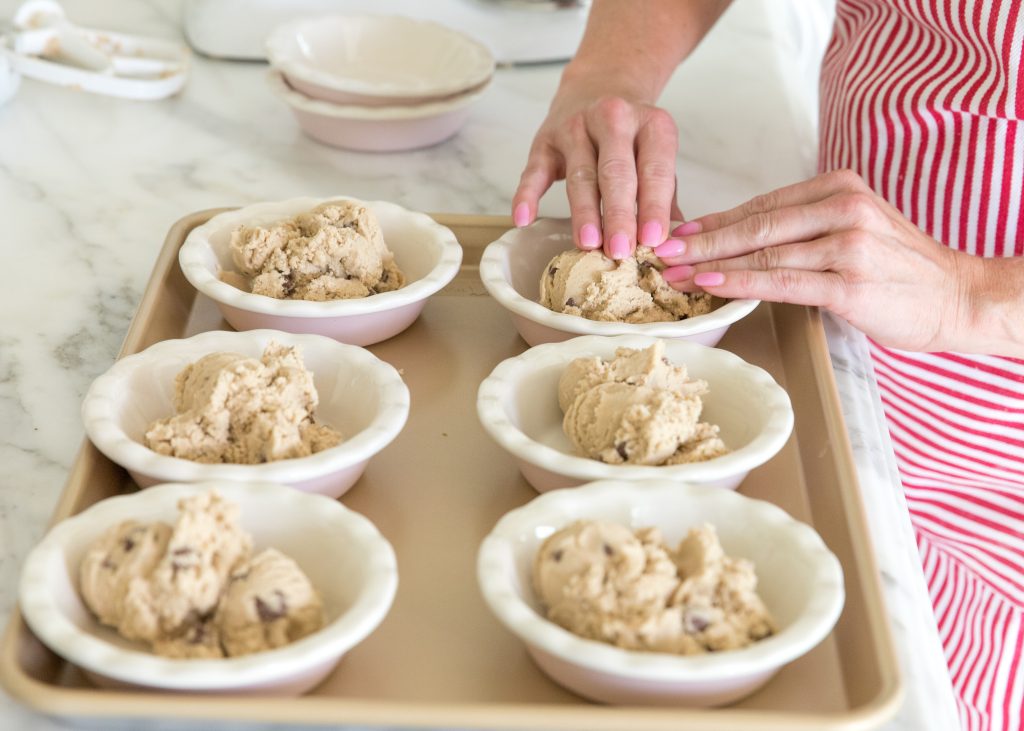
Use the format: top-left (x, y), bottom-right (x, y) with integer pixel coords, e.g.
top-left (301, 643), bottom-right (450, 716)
top-left (661, 265), bottom-right (695, 283)
top-left (514, 203), bottom-right (531, 228)
top-left (609, 233), bottom-right (630, 260)
top-left (672, 220), bottom-right (702, 236)
top-left (579, 223), bottom-right (601, 249)
top-left (654, 239), bottom-right (685, 258)
top-left (639, 221), bottom-right (663, 246)
top-left (694, 272), bottom-right (725, 287)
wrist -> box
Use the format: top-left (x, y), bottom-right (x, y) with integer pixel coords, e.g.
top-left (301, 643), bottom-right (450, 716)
top-left (958, 255), bottom-right (1024, 357)
top-left (558, 59), bottom-right (664, 106)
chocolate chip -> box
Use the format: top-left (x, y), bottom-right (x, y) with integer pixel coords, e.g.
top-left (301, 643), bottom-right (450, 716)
top-left (565, 297), bottom-right (577, 308)
top-left (548, 265), bottom-right (558, 277)
top-left (121, 537), bottom-right (135, 552)
top-left (638, 260), bottom-right (654, 271)
top-left (603, 543), bottom-right (614, 557)
top-left (172, 547), bottom-right (192, 556)
top-left (684, 611), bottom-right (710, 633)
top-left (552, 550), bottom-right (563, 562)
top-left (255, 591), bottom-right (288, 622)
top-left (101, 559), bottom-right (116, 570)
top-left (662, 357), bottom-right (671, 365)
top-left (615, 442), bottom-right (628, 460)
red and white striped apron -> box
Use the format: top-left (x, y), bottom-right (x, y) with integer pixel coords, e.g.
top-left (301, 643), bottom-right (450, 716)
top-left (819, 2), bottom-right (1024, 729)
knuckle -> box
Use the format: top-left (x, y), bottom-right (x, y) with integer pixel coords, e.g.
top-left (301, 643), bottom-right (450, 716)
top-left (566, 165), bottom-right (598, 186)
top-left (564, 113), bottom-right (589, 141)
top-left (744, 211), bottom-right (778, 244)
top-left (743, 190), bottom-right (780, 217)
top-left (644, 107), bottom-right (678, 138)
top-left (592, 96), bottom-right (636, 133)
top-left (637, 158), bottom-right (676, 185)
top-left (598, 157), bottom-right (637, 186)
top-left (834, 192), bottom-right (879, 224)
top-left (827, 168), bottom-right (867, 191)
top-left (751, 246), bottom-right (778, 271)
top-left (770, 268), bottom-right (801, 295)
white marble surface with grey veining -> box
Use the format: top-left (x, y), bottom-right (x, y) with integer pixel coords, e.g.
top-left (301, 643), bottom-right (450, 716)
top-left (0, 0), bottom-right (958, 729)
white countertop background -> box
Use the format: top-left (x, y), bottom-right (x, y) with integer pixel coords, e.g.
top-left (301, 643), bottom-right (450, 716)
top-left (0, 0), bottom-right (959, 728)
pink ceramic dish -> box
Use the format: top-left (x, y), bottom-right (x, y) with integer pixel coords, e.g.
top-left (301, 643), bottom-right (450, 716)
top-left (265, 14), bottom-right (494, 106)
top-left (178, 195), bottom-right (462, 345)
top-left (267, 71), bottom-right (484, 152)
top-left (19, 481), bottom-right (398, 695)
top-left (479, 218), bottom-right (760, 347)
top-left (476, 335), bottom-right (793, 493)
top-left (81, 330), bottom-right (409, 499)
top-left (477, 480), bottom-right (845, 707)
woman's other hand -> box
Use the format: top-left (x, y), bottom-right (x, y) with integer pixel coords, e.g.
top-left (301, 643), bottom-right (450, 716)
top-left (656, 169), bottom-right (1018, 354)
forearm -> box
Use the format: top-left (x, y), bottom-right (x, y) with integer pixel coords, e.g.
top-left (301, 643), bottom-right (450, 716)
top-left (959, 255), bottom-right (1024, 357)
top-left (560, 0), bottom-right (734, 103)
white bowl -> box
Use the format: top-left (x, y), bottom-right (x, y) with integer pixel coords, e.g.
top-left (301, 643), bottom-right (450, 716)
top-left (179, 195), bottom-right (462, 344)
top-left (477, 480), bottom-right (845, 706)
top-left (266, 71), bottom-right (484, 152)
top-left (82, 329), bottom-right (409, 498)
top-left (479, 218), bottom-right (761, 347)
top-left (477, 335), bottom-right (793, 492)
top-left (265, 14), bottom-right (495, 106)
top-left (19, 481), bottom-right (398, 695)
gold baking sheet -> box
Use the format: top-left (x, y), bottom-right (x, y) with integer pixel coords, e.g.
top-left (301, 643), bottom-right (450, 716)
top-left (0, 211), bottom-right (902, 730)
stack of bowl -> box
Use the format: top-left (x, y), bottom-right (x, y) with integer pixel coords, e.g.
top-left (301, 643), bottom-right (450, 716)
top-left (265, 15), bottom-right (495, 152)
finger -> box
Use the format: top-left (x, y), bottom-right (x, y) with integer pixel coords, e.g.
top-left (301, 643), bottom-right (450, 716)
top-left (513, 144), bottom-right (562, 228)
top-left (588, 99), bottom-right (640, 260)
top-left (635, 109), bottom-right (678, 249)
top-left (688, 268), bottom-right (847, 309)
top-left (690, 168), bottom-right (874, 233)
top-left (663, 239), bottom-right (842, 292)
top-left (659, 200), bottom-right (865, 266)
top-left (561, 121), bottom-right (603, 251)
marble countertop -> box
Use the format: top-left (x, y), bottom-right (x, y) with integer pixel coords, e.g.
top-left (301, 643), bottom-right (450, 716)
top-left (0, 0), bottom-right (959, 729)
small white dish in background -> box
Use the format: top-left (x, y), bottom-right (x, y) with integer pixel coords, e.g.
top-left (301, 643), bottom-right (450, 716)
top-left (19, 480), bottom-right (398, 695)
top-left (477, 479), bottom-right (845, 706)
top-left (179, 195), bottom-right (462, 344)
top-left (82, 329), bottom-right (409, 498)
top-left (0, 50), bottom-right (19, 106)
top-left (477, 334), bottom-right (793, 492)
top-left (265, 14), bottom-right (494, 106)
top-left (266, 71), bottom-right (484, 152)
top-left (479, 218), bottom-right (760, 347)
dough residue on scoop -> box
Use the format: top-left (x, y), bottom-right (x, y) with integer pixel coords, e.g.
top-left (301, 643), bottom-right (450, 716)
top-left (223, 200), bottom-right (405, 301)
top-left (539, 247), bottom-right (712, 323)
top-left (558, 341), bottom-right (728, 465)
top-left (144, 342), bottom-right (342, 465)
top-left (79, 491), bottom-right (326, 659)
top-left (532, 520), bottom-right (775, 654)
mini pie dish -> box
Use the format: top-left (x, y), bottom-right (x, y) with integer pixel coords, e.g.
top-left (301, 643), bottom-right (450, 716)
top-left (477, 479), bottom-right (845, 707)
top-left (19, 480), bottom-right (398, 695)
top-left (265, 14), bottom-right (495, 106)
top-left (82, 329), bottom-right (409, 498)
top-left (179, 195), bottom-right (463, 345)
top-left (476, 334), bottom-right (793, 492)
top-left (266, 70), bottom-right (485, 152)
top-left (479, 218), bottom-right (761, 347)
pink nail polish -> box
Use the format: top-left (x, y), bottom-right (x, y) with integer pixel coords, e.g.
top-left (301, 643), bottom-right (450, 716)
top-left (654, 239), bottom-right (685, 258)
top-left (639, 221), bottom-right (663, 246)
top-left (513, 203), bottom-right (531, 228)
top-left (672, 220), bottom-right (702, 237)
top-left (661, 265), bottom-right (695, 283)
top-left (694, 272), bottom-right (725, 287)
top-left (579, 223), bottom-right (601, 249)
top-left (609, 233), bottom-right (630, 260)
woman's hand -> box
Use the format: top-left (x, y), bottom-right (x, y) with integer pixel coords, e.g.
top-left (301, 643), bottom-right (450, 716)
top-left (656, 169), bottom-right (986, 352)
top-left (512, 84), bottom-right (682, 260)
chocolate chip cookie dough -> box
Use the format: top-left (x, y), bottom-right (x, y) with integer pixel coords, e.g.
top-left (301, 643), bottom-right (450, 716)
top-left (533, 520), bottom-right (775, 654)
top-left (144, 342), bottom-right (342, 465)
top-left (539, 247), bottom-right (712, 323)
top-left (79, 491), bottom-right (325, 659)
top-left (225, 200), bottom-right (405, 301)
top-left (558, 341), bottom-right (728, 465)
